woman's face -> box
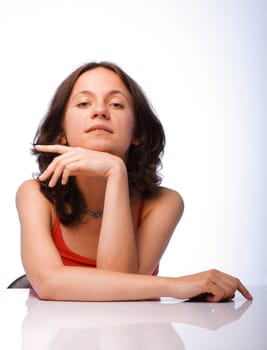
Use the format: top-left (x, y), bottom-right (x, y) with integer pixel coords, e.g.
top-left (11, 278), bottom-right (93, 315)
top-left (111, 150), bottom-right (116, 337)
top-left (62, 67), bottom-right (136, 160)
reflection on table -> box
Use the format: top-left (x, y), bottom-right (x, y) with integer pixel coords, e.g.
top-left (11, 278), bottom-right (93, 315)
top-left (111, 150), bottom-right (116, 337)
top-left (1, 286), bottom-right (266, 350)
top-left (22, 289), bottom-right (252, 350)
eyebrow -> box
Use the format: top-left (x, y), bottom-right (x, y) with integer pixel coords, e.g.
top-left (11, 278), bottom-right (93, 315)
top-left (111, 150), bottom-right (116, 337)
top-left (72, 90), bottom-right (131, 101)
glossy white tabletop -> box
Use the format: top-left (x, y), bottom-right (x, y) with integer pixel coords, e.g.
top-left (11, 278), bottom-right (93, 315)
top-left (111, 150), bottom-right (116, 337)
top-left (1, 286), bottom-right (266, 349)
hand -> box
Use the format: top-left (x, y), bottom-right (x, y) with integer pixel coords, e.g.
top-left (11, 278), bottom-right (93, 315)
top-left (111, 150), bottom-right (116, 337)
top-left (172, 269), bottom-right (252, 302)
top-left (35, 144), bottom-right (123, 187)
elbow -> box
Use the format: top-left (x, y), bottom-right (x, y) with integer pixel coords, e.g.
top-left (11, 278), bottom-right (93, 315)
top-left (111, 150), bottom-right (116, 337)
top-left (31, 279), bottom-right (55, 301)
top-left (28, 270), bottom-right (63, 301)
top-left (34, 282), bottom-right (55, 301)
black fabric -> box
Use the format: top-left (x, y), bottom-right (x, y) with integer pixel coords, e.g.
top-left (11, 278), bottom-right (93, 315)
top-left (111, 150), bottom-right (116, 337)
top-left (7, 274), bottom-right (31, 288)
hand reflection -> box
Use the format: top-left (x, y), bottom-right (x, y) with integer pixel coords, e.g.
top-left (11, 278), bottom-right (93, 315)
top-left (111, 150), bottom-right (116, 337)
top-left (181, 297), bottom-right (252, 330)
top-left (21, 290), bottom-right (251, 350)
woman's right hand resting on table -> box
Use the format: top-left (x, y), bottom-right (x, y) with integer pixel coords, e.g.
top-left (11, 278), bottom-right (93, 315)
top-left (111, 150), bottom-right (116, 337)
top-left (169, 269), bottom-right (252, 302)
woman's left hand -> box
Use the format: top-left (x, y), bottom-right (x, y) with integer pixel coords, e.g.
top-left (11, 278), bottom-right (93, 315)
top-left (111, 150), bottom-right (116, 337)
top-left (35, 144), bottom-right (123, 187)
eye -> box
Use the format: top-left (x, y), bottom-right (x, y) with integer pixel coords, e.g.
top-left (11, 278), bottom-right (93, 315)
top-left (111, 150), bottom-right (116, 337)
top-left (110, 102), bottom-right (123, 109)
top-left (77, 101), bottom-right (91, 108)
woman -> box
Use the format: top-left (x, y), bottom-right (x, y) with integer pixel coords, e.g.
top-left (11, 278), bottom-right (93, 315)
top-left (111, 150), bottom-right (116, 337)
top-left (16, 61), bottom-right (252, 302)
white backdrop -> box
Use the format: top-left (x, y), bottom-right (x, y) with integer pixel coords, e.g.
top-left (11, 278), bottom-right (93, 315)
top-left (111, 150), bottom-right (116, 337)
top-left (0, 0), bottom-right (266, 288)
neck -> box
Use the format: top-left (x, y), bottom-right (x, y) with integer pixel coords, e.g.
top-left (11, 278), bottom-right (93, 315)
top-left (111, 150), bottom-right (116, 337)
top-left (76, 176), bottom-right (107, 210)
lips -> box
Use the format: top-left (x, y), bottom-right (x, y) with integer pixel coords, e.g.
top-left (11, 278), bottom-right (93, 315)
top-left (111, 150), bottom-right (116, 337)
top-left (86, 125), bottom-right (113, 133)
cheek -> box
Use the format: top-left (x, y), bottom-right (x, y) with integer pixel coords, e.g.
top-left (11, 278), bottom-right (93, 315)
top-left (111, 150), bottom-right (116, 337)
top-left (123, 121), bottom-right (135, 146)
top-left (63, 119), bottom-right (83, 145)
top-left (125, 112), bottom-right (136, 136)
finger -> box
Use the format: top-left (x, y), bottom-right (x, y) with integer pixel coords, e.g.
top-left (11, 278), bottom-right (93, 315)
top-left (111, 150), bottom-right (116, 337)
top-left (34, 144), bottom-right (71, 155)
top-left (205, 270), bottom-right (252, 301)
top-left (196, 270), bottom-right (235, 302)
top-left (196, 270), bottom-right (229, 301)
top-left (204, 281), bottom-right (225, 302)
top-left (47, 162), bottom-right (66, 187)
top-left (214, 272), bottom-right (252, 301)
top-left (40, 153), bottom-right (80, 186)
top-left (211, 275), bottom-right (237, 300)
top-left (206, 293), bottom-right (222, 303)
top-left (38, 158), bottom-right (63, 183)
top-left (61, 159), bottom-right (81, 185)
top-left (49, 155), bottom-right (82, 187)
top-left (237, 281), bottom-right (253, 300)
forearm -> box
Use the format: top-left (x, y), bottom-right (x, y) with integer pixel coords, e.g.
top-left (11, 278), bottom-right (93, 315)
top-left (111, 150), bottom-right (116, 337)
top-left (35, 266), bottom-right (171, 301)
top-left (97, 161), bottom-right (139, 272)
top-left (30, 266), bottom-right (252, 302)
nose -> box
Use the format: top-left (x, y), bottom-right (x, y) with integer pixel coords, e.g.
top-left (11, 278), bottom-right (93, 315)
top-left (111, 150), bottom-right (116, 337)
top-left (91, 103), bottom-right (110, 119)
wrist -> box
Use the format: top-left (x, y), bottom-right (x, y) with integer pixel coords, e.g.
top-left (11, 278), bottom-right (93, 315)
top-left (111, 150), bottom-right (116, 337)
top-left (160, 276), bottom-right (184, 299)
top-left (106, 156), bottom-right (127, 179)
top-left (153, 276), bottom-right (174, 298)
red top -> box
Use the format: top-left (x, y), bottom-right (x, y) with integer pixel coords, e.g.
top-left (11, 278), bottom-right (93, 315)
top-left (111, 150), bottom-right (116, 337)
top-left (52, 202), bottom-right (159, 275)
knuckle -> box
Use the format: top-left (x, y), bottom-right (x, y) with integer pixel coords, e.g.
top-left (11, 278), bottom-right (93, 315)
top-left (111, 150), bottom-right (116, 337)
top-left (65, 163), bottom-right (72, 170)
top-left (52, 156), bottom-right (61, 166)
top-left (203, 277), bottom-right (212, 288)
top-left (207, 269), bottom-right (218, 278)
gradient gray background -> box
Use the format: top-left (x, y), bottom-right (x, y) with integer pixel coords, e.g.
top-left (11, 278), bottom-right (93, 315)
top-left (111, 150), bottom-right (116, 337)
top-left (0, 0), bottom-right (266, 288)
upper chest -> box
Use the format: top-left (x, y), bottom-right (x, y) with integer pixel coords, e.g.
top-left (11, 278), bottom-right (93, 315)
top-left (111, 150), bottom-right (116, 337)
top-left (57, 203), bottom-right (141, 260)
top-left (60, 219), bottom-right (101, 260)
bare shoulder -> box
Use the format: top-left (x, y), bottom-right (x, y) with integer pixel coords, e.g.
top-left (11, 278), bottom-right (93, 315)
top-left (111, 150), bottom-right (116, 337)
top-left (153, 186), bottom-right (184, 208)
top-left (16, 179), bottom-right (52, 217)
top-left (16, 179), bottom-right (43, 204)
top-left (17, 178), bottom-right (40, 192)
top-left (158, 187), bottom-right (184, 204)
top-left (144, 186), bottom-right (184, 222)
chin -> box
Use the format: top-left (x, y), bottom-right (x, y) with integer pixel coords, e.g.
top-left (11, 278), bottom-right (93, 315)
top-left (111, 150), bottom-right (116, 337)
top-left (84, 143), bottom-right (127, 159)
top-left (86, 144), bottom-right (113, 154)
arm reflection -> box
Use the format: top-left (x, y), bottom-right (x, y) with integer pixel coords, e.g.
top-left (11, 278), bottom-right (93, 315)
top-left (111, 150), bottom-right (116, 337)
top-left (21, 290), bottom-right (251, 350)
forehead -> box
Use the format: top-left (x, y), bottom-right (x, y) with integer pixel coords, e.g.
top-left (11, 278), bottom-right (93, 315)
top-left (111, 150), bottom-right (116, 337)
top-left (71, 67), bottom-right (130, 96)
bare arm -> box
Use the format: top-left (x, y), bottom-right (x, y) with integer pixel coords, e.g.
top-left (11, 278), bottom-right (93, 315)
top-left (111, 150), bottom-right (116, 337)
top-left (35, 145), bottom-right (141, 272)
top-left (97, 162), bottom-right (184, 274)
top-left (34, 145), bottom-right (184, 274)
top-left (17, 179), bottom-right (252, 302)
top-left (16, 180), bottom-right (168, 301)
top-left (96, 159), bottom-right (139, 272)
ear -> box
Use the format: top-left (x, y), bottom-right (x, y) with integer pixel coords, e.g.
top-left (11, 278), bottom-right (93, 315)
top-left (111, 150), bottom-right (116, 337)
top-left (61, 134), bottom-right (68, 145)
top-left (131, 136), bottom-right (141, 146)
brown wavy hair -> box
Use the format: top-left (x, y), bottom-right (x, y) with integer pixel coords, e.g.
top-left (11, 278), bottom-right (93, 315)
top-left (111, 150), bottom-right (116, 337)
top-left (33, 61), bottom-right (165, 225)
